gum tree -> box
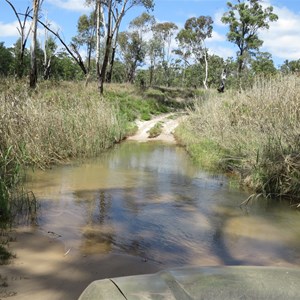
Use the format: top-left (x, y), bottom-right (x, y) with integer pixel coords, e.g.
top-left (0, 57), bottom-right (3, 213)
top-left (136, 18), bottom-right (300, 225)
top-left (152, 22), bottom-right (178, 86)
top-left (176, 16), bottom-right (213, 89)
top-left (222, 0), bottom-right (278, 75)
top-left (72, 12), bottom-right (96, 75)
top-left (87, 0), bottom-right (154, 94)
top-left (118, 13), bottom-right (154, 83)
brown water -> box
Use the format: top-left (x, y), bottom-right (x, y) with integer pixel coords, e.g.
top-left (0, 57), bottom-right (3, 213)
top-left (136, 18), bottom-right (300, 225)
top-left (24, 142), bottom-right (300, 268)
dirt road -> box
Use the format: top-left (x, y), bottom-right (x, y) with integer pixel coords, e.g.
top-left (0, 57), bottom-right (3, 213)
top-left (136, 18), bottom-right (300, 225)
top-left (127, 113), bottom-right (184, 143)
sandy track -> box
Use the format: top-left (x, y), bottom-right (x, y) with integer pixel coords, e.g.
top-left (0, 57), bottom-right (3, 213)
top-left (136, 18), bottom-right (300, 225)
top-left (127, 113), bottom-right (184, 143)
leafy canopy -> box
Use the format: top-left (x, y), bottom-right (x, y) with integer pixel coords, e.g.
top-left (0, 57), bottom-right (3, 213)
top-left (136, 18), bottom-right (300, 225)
top-left (222, 0), bottom-right (278, 54)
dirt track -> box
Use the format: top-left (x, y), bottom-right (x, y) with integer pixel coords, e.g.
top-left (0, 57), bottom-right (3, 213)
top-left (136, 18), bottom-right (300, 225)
top-left (127, 113), bottom-right (184, 143)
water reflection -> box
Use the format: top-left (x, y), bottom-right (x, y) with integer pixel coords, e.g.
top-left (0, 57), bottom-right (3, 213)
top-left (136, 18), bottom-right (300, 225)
top-left (25, 142), bottom-right (300, 268)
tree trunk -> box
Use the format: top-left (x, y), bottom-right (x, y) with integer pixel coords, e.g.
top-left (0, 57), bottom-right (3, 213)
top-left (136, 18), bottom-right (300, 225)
top-left (95, 0), bottom-right (101, 81)
top-left (29, 0), bottom-right (39, 88)
top-left (106, 46), bottom-right (115, 83)
top-left (43, 58), bottom-right (51, 80)
top-left (202, 50), bottom-right (208, 90)
top-left (107, 25), bottom-right (120, 83)
top-left (99, 35), bottom-right (112, 94)
top-left (149, 65), bottom-right (154, 86)
top-left (98, 0), bottom-right (112, 95)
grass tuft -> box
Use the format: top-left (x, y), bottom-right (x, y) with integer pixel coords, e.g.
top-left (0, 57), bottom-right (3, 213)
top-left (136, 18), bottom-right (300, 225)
top-left (148, 121), bottom-right (164, 138)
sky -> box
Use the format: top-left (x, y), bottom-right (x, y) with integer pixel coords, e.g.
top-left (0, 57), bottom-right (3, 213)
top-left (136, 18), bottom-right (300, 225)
top-left (0, 0), bottom-right (300, 67)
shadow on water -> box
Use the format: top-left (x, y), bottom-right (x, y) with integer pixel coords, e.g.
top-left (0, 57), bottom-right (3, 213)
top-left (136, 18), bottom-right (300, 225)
top-left (24, 142), bottom-right (300, 268)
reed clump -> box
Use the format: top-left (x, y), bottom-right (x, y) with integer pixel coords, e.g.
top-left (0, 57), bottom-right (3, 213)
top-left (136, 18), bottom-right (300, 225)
top-left (177, 75), bottom-right (300, 203)
top-left (0, 80), bottom-right (127, 168)
top-left (0, 80), bottom-right (130, 220)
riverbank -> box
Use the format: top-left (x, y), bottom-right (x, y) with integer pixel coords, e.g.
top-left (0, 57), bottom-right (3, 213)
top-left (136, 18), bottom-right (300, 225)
top-left (175, 75), bottom-right (300, 204)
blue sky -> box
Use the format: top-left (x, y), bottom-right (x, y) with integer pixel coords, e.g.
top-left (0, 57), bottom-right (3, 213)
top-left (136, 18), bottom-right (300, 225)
top-left (1, 0), bottom-right (300, 67)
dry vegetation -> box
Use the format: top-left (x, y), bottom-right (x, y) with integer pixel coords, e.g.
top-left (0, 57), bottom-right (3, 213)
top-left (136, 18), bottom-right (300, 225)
top-left (0, 80), bottom-right (173, 221)
top-left (176, 75), bottom-right (300, 203)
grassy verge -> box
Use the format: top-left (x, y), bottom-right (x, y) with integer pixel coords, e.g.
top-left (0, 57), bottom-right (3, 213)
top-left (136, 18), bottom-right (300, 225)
top-left (175, 75), bottom-right (300, 203)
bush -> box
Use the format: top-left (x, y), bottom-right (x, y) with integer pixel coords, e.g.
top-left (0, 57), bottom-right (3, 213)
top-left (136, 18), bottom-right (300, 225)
top-left (148, 122), bottom-right (163, 138)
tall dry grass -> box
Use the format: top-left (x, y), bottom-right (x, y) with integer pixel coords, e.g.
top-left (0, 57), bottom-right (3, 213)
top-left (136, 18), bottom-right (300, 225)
top-left (0, 80), bottom-right (125, 168)
top-left (0, 80), bottom-right (127, 219)
top-left (179, 75), bottom-right (300, 202)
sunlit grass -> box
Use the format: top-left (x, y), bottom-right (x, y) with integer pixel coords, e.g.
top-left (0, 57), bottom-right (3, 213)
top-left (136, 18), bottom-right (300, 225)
top-left (177, 75), bottom-right (300, 202)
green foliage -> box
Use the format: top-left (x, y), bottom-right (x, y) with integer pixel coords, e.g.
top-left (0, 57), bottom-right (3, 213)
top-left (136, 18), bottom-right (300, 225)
top-left (118, 30), bottom-right (147, 83)
top-left (251, 52), bottom-right (277, 76)
top-left (148, 121), bottom-right (163, 138)
top-left (222, 0), bottom-right (278, 73)
top-left (72, 12), bottom-right (97, 72)
top-left (280, 59), bottom-right (300, 74)
top-left (104, 85), bottom-right (170, 122)
top-left (177, 16), bottom-right (213, 61)
top-left (51, 51), bottom-right (85, 80)
top-left (0, 43), bottom-right (13, 77)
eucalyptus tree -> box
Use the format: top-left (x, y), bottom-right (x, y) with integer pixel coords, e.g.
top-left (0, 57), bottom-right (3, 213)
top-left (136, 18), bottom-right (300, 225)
top-left (176, 16), bottom-right (213, 89)
top-left (0, 43), bottom-right (13, 76)
top-left (72, 12), bottom-right (97, 74)
top-left (147, 37), bottom-right (163, 86)
top-left (129, 12), bottom-right (155, 38)
top-left (280, 59), bottom-right (300, 75)
top-left (107, 11), bottom-right (154, 83)
top-left (86, 0), bottom-right (154, 94)
top-left (116, 12), bottom-right (154, 84)
top-left (43, 36), bottom-right (57, 79)
top-left (118, 31), bottom-right (146, 83)
top-left (221, 0), bottom-right (278, 75)
top-left (251, 51), bottom-right (277, 77)
top-left (152, 22), bottom-right (178, 86)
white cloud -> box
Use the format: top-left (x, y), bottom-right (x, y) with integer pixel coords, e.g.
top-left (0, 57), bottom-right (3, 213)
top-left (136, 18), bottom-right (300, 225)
top-left (214, 9), bottom-right (226, 27)
top-left (259, 5), bottom-right (300, 61)
top-left (0, 21), bottom-right (20, 37)
top-left (209, 30), bottom-right (225, 43)
top-left (208, 45), bottom-right (235, 59)
top-left (46, 0), bottom-right (91, 12)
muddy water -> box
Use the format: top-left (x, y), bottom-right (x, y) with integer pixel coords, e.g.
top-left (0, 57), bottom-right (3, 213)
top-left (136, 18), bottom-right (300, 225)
top-left (25, 142), bottom-right (300, 268)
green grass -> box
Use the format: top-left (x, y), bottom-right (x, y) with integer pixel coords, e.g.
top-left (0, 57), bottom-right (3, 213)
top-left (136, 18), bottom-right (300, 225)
top-left (175, 125), bottom-right (227, 171)
top-left (104, 84), bottom-right (170, 122)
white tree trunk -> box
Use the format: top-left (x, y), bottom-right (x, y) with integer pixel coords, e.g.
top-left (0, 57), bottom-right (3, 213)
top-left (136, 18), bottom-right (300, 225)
top-left (96, 0), bottom-right (101, 79)
top-left (203, 50), bottom-right (208, 90)
top-left (30, 0), bottom-right (40, 88)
